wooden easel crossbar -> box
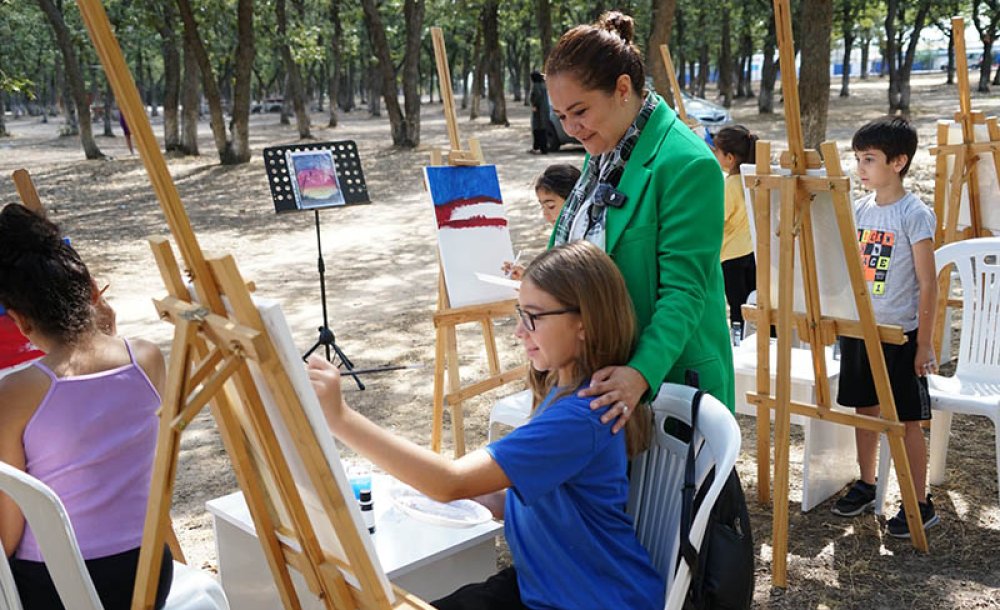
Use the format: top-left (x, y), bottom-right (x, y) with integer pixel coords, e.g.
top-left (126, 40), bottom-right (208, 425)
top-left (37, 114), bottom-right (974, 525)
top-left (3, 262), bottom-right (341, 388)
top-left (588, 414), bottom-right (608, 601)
top-left (427, 26), bottom-right (527, 457)
top-left (73, 1), bottom-right (434, 608)
top-left (740, 0), bottom-right (929, 589)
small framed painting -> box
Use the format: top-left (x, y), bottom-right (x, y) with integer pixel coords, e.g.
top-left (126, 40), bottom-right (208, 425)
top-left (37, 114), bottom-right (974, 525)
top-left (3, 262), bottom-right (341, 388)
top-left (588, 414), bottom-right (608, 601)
top-left (286, 149), bottom-right (346, 210)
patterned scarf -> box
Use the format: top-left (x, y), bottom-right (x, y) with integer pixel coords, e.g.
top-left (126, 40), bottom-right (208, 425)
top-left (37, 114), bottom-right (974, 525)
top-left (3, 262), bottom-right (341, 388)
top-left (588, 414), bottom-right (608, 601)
top-left (552, 90), bottom-right (658, 249)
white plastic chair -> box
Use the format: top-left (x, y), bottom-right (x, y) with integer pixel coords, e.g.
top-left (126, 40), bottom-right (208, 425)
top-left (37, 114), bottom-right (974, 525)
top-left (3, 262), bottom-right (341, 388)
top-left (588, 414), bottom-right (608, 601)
top-left (0, 461), bottom-right (229, 610)
top-left (486, 389), bottom-right (532, 442)
top-left (925, 237), bottom-right (1000, 505)
top-left (627, 383), bottom-right (742, 610)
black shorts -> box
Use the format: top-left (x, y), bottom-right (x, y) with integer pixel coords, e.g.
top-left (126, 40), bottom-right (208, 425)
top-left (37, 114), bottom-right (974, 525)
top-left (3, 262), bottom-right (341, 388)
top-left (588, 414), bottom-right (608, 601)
top-left (837, 329), bottom-right (930, 421)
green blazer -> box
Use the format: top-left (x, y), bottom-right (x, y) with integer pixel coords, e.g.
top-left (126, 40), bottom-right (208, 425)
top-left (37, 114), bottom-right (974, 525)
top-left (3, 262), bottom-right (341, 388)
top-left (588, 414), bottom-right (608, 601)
top-left (551, 97), bottom-right (735, 410)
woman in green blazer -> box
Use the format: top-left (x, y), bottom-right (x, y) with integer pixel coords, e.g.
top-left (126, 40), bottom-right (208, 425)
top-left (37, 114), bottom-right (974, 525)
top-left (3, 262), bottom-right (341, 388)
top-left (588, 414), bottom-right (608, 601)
top-left (545, 11), bottom-right (735, 426)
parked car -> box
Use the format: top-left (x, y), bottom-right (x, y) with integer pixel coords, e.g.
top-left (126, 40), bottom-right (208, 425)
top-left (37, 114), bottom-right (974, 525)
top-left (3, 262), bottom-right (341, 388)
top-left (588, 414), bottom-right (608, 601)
top-left (543, 89), bottom-right (732, 152)
top-left (251, 97), bottom-right (285, 113)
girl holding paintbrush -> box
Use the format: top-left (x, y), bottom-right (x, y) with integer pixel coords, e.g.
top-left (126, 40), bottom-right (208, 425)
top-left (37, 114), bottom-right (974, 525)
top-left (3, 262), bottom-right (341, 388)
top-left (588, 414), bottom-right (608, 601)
top-left (0, 203), bottom-right (173, 609)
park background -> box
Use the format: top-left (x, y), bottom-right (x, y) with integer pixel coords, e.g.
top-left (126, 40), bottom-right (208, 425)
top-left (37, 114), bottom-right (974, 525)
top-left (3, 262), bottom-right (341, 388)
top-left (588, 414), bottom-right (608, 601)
top-left (2, 0), bottom-right (1000, 608)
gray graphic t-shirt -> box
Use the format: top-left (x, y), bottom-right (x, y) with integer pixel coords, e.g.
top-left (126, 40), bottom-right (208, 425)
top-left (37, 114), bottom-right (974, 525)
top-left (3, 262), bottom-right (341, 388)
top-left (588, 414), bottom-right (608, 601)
top-left (853, 191), bottom-right (935, 332)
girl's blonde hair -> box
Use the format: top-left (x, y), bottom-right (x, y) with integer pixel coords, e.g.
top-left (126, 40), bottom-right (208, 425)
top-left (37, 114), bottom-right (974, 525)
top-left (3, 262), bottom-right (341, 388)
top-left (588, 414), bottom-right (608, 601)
top-left (523, 240), bottom-right (650, 456)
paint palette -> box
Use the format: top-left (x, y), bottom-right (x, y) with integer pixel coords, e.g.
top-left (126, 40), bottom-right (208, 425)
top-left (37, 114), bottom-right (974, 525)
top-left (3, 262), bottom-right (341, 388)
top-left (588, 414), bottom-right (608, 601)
top-left (389, 482), bottom-right (494, 528)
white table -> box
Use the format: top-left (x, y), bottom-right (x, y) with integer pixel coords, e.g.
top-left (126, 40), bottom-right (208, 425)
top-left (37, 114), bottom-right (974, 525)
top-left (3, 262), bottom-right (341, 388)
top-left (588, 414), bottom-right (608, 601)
top-left (206, 475), bottom-right (503, 608)
top-left (733, 335), bottom-right (857, 512)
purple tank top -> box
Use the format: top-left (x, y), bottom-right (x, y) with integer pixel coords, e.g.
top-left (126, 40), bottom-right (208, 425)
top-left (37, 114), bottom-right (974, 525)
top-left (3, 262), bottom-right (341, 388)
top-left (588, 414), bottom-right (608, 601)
top-left (16, 339), bottom-right (161, 562)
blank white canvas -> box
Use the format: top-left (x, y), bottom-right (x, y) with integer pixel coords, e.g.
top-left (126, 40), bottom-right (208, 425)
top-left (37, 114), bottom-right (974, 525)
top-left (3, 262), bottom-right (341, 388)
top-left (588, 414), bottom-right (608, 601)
top-left (943, 121), bottom-right (1000, 234)
top-left (245, 297), bottom-right (394, 601)
top-left (740, 164), bottom-right (859, 321)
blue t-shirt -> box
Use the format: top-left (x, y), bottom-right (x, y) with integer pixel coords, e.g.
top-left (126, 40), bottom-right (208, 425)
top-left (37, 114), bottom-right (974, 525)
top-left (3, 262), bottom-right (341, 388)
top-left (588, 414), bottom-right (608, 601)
top-left (486, 386), bottom-right (665, 610)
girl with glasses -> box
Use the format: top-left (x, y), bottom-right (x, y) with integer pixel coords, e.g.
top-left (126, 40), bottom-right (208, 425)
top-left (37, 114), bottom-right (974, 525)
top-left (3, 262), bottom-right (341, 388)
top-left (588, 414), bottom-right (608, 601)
top-left (309, 240), bottom-right (662, 610)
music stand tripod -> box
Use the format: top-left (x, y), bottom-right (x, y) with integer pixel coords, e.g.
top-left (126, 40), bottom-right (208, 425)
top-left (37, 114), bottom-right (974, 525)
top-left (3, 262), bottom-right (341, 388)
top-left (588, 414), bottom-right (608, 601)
top-left (302, 208), bottom-right (365, 389)
top-left (263, 140), bottom-right (382, 390)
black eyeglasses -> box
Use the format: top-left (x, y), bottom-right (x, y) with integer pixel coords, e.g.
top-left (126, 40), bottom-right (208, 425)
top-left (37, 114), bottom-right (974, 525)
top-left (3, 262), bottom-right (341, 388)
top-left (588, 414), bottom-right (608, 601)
top-left (515, 304), bottom-right (580, 332)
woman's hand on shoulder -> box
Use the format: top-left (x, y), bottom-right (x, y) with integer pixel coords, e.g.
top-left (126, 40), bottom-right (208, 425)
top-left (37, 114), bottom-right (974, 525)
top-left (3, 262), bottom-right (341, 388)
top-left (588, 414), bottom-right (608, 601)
top-left (577, 366), bottom-right (649, 433)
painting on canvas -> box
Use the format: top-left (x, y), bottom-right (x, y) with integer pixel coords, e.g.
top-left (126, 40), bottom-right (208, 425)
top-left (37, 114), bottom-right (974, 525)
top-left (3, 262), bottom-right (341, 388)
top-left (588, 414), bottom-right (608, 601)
top-left (424, 165), bottom-right (517, 307)
top-left (287, 149), bottom-right (346, 210)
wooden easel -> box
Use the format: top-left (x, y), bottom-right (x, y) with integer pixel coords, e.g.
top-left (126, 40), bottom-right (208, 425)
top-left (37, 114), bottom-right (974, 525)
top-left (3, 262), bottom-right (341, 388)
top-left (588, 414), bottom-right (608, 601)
top-left (74, 2), bottom-right (433, 608)
top-left (742, 0), bottom-right (928, 588)
top-left (657, 44), bottom-right (701, 132)
top-left (930, 16), bottom-right (1000, 355)
top-left (427, 26), bottom-right (527, 457)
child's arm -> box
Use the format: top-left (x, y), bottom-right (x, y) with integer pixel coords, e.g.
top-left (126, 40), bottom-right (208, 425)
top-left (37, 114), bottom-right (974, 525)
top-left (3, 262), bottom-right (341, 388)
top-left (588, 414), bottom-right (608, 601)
top-left (912, 238), bottom-right (938, 376)
top-left (307, 357), bottom-right (511, 503)
top-left (0, 372), bottom-right (42, 556)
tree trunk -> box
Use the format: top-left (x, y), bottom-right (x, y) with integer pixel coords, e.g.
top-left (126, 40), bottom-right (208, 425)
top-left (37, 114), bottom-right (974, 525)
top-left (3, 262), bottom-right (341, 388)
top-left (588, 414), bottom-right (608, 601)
top-left (225, 0), bottom-right (254, 163)
top-left (400, 0), bottom-right (425, 145)
top-left (103, 82), bottom-right (114, 137)
top-left (718, 6), bottom-right (733, 107)
top-left (0, 91), bottom-right (8, 137)
top-left (176, 0), bottom-right (236, 162)
top-left (799, 0), bottom-right (832, 148)
top-left (153, 2), bottom-right (181, 151)
top-left (36, 0), bottom-right (103, 159)
top-left (676, 7), bottom-right (687, 90)
top-left (277, 0), bottom-right (311, 138)
top-left (695, 10), bottom-right (708, 98)
top-left (983, 42), bottom-right (996, 91)
top-left (696, 43), bottom-right (708, 98)
top-left (482, 1), bottom-right (507, 126)
top-left (470, 27), bottom-right (484, 120)
top-left (840, 35), bottom-right (854, 97)
top-left (945, 28), bottom-right (955, 85)
top-left (646, 0), bottom-right (677, 98)
top-left (887, 0), bottom-right (931, 113)
top-left (738, 24), bottom-right (754, 98)
top-left (536, 0), bottom-right (553, 66)
top-left (180, 33), bottom-right (200, 155)
top-left (860, 33), bottom-right (870, 79)
top-left (327, 0), bottom-right (342, 127)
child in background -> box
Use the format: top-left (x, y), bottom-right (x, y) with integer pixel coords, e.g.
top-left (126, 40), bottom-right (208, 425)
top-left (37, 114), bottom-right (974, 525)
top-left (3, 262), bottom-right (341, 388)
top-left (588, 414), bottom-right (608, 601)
top-left (712, 126), bottom-right (758, 338)
top-left (830, 116), bottom-right (939, 539)
top-left (0, 204), bottom-right (172, 609)
top-left (311, 241), bottom-right (663, 610)
top-left (533, 163), bottom-right (581, 225)
top-left (503, 164), bottom-right (581, 279)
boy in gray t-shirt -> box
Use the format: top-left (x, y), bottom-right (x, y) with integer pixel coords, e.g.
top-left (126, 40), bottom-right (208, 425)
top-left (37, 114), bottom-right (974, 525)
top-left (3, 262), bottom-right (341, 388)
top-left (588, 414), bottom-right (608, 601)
top-left (831, 117), bottom-right (940, 539)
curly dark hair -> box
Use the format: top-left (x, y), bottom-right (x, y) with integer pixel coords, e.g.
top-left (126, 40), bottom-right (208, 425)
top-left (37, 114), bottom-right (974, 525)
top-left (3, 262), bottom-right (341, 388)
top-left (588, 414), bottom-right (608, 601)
top-left (0, 204), bottom-right (94, 343)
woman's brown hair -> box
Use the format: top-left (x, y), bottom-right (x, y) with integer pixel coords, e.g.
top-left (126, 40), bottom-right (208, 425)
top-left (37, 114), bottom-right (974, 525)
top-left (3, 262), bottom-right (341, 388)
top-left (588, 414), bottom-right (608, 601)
top-left (522, 240), bottom-right (651, 456)
top-left (544, 11), bottom-right (645, 97)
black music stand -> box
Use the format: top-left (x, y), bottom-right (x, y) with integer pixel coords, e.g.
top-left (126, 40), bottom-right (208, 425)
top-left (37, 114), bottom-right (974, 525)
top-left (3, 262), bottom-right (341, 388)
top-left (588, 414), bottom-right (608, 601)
top-left (263, 140), bottom-right (373, 390)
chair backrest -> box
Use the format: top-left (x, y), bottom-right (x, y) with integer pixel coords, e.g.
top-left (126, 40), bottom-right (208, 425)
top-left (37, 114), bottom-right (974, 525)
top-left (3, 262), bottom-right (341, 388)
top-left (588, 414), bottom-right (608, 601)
top-left (0, 460), bottom-right (104, 610)
top-left (626, 383), bottom-right (741, 610)
top-left (936, 237), bottom-right (1000, 380)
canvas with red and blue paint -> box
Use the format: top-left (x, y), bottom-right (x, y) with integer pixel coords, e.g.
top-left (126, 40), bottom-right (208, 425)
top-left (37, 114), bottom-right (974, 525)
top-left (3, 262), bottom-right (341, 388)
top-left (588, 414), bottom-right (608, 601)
top-left (425, 165), bottom-right (517, 307)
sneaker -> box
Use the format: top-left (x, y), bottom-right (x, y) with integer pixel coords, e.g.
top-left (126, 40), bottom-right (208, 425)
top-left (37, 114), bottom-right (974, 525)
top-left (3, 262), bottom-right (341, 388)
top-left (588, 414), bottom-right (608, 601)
top-left (886, 495), bottom-right (940, 539)
top-left (831, 480), bottom-right (877, 517)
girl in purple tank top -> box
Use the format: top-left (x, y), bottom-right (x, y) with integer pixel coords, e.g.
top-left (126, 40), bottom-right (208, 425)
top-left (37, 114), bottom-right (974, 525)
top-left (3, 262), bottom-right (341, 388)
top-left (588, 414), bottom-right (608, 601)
top-left (0, 204), bottom-right (172, 609)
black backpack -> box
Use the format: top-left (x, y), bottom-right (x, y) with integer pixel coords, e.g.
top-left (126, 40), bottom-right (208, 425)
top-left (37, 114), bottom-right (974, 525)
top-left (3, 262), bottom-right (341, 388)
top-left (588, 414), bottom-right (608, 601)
top-left (678, 378), bottom-right (754, 610)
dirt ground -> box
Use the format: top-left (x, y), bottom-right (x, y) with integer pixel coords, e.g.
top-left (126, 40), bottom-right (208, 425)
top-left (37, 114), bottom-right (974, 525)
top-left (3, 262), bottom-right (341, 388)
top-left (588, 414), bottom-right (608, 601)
top-left (2, 73), bottom-right (999, 609)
